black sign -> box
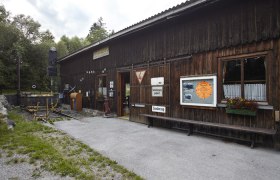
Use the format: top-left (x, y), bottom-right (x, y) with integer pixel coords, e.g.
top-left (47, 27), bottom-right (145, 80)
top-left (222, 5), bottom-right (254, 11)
top-left (48, 66), bottom-right (57, 76)
top-left (48, 48), bottom-right (57, 76)
top-left (48, 49), bottom-right (57, 66)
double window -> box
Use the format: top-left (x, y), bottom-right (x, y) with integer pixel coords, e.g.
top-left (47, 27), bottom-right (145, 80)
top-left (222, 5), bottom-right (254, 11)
top-left (221, 53), bottom-right (267, 101)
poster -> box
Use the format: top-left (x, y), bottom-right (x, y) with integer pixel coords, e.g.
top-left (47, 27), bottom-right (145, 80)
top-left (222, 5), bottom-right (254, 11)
top-left (180, 76), bottom-right (217, 107)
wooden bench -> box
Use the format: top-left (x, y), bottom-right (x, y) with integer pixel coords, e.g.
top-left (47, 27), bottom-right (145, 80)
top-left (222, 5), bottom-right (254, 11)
top-left (140, 114), bottom-right (277, 148)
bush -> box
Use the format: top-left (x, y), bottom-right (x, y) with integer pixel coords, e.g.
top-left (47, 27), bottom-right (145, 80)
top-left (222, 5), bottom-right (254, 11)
top-left (226, 98), bottom-right (258, 111)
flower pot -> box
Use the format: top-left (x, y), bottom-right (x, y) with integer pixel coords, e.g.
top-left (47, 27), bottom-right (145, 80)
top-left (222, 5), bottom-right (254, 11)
top-left (225, 108), bottom-right (256, 116)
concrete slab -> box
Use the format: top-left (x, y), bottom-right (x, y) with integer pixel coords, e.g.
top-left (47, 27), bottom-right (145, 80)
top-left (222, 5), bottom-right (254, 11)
top-left (54, 117), bottom-right (280, 180)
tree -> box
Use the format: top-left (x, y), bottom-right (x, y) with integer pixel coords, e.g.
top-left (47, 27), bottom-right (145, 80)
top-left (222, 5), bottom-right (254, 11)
top-left (40, 30), bottom-right (55, 43)
top-left (68, 36), bottom-right (83, 53)
top-left (12, 14), bottom-right (41, 43)
top-left (86, 17), bottom-right (109, 43)
top-left (0, 5), bottom-right (56, 91)
top-left (57, 35), bottom-right (87, 56)
top-left (0, 5), bottom-right (115, 91)
top-left (0, 5), bottom-right (10, 23)
top-left (0, 21), bottom-right (22, 89)
top-left (56, 40), bottom-right (69, 58)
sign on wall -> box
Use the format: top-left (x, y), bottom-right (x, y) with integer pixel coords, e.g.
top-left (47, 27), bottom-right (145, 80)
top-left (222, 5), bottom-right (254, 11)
top-left (151, 77), bottom-right (164, 86)
top-left (93, 47), bottom-right (109, 60)
top-left (152, 106), bottom-right (166, 113)
top-left (109, 81), bottom-right (114, 88)
top-left (152, 86), bottom-right (163, 97)
top-left (180, 75), bottom-right (217, 107)
top-left (135, 70), bottom-right (146, 84)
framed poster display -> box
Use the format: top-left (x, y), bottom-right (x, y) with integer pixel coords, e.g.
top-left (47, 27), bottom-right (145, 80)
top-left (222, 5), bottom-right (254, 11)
top-left (180, 76), bottom-right (217, 107)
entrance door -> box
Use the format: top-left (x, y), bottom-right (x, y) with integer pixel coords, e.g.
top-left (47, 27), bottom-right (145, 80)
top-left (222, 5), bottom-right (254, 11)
top-left (117, 71), bottom-right (130, 117)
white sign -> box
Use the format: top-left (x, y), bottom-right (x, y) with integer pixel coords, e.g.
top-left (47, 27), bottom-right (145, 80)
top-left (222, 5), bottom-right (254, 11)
top-left (133, 104), bottom-right (145, 108)
top-left (93, 47), bottom-right (109, 60)
top-left (152, 106), bottom-right (166, 113)
top-left (109, 91), bottom-right (114, 97)
top-left (152, 86), bottom-right (163, 97)
top-left (151, 77), bottom-right (164, 86)
top-left (110, 81), bottom-right (114, 88)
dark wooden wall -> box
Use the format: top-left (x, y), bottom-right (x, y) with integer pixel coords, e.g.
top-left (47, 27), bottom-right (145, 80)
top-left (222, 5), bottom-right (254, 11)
top-left (169, 40), bottom-right (277, 129)
top-left (129, 39), bottom-right (279, 145)
top-left (130, 64), bottom-right (171, 123)
top-left (129, 40), bottom-right (278, 120)
top-left (109, 0), bottom-right (280, 64)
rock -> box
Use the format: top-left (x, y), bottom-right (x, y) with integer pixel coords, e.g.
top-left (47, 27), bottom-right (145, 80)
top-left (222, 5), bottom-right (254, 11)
top-left (0, 95), bottom-right (9, 123)
top-left (0, 106), bottom-right (7, 116)
top-left (0, 95), bottom-right (10, 110)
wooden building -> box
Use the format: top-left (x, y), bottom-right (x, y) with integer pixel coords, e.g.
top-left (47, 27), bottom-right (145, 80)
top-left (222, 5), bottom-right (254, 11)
top-left (59, 0), bottom-right (280, 148)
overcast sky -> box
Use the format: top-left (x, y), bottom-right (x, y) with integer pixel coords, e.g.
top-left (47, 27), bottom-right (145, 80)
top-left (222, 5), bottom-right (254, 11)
top-left (1, 0), bottom-right (186, 41)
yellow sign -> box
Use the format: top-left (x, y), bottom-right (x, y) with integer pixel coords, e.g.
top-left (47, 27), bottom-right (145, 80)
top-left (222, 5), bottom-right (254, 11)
top-left (195, 81), bottom-right (212, 99)
top-left (93, 47), bottom-right (109, 59)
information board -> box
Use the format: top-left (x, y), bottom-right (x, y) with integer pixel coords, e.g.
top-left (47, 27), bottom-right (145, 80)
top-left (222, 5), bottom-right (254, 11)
top-left (180, 76), bottom-right (217, 107)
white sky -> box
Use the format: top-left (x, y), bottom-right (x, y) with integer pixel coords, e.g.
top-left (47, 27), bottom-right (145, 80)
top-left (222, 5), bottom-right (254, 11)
top-left (1, 0), bottom-right (187, 41)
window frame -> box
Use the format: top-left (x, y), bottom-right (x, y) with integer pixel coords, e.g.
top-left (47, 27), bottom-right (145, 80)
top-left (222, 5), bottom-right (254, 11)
top-left (218, 51), bottom-right (269, 103)
top-left (96, 74), bottom-right (107, 99)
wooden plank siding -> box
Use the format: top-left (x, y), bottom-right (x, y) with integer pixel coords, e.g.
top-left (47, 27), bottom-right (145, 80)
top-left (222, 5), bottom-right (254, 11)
top-left (59, 0), bottom-right (280, 146)
top-left (130, 64), bottom-right (170, 124)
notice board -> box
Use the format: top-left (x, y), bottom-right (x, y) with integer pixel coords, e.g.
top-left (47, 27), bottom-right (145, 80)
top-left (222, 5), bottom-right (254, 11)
top-left (180, 76), bottom-right (217, 107)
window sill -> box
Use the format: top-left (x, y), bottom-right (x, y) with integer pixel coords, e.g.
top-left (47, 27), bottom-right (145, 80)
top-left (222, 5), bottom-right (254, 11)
top-left (217, 103), bottom-right (273, 110)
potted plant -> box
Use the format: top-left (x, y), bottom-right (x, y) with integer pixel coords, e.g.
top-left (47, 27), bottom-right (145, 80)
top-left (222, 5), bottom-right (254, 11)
top-left (225, 98), bottom-right (258, 116)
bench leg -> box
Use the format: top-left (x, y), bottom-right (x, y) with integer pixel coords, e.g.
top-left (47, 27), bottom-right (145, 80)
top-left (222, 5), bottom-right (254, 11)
top-left (148, 118), bottom-right (153, 128)
top-left (250, 134), bottom-right (256, 149)
top-left (187, 124), bottom-right (193, 136)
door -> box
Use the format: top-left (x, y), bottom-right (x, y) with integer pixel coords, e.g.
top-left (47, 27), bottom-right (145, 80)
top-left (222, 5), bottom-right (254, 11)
top-left (117, 71), bottom-right (130, 117)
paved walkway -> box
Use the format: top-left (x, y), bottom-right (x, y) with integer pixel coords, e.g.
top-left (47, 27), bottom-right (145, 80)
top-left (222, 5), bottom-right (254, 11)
top-left (54, 117), bottom-right (280, 180)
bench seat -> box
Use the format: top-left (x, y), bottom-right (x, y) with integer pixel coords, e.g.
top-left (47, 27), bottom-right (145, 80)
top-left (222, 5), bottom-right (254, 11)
top-left (140, 114), bottom-right (277, 148)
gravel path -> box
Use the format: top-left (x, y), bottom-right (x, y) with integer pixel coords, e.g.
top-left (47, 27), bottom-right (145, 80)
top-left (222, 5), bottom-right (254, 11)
top-left (55, 117), bottom-right (280, 180)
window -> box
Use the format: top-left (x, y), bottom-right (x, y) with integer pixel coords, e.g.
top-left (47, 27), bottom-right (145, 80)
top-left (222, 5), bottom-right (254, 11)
top-left (97, 76), bottom-right (107, 98)
top-left (222, 55), bottom-right (266, 101)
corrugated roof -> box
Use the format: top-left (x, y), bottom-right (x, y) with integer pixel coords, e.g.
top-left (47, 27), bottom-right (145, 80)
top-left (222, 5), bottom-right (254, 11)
top-left (59, 0), bottom-right (214, 62)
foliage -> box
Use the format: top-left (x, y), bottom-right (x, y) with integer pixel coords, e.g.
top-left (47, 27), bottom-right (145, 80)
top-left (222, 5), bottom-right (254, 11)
top-left (86, 17), bottom-right (109, 43)
top-left (56, 17), bottom-right (112, 58)
top-left (56, 35), bottom-right (89, 58)
top-left (12, 14), bottom-right (41, 43)
top-left (226, 98), bottom-right (258, 111)
top-left (0, 5), bottom-right (10, 23)
top-left (0, 5), bottom-right (54, 91)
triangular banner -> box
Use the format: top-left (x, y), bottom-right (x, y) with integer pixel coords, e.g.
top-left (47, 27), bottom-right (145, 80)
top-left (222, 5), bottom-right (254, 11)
top-left (135, 70), bottom-right (146, 84)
